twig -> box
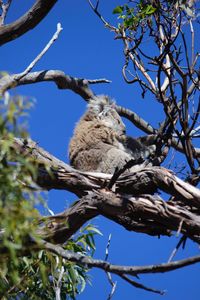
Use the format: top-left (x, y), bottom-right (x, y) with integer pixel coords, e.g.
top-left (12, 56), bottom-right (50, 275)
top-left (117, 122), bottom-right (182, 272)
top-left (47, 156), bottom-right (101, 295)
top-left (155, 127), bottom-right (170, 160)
top-left (106, 274), bottom-right (117, 300)
top-left (87, 78), bottom-right (111, 84)
top-left (121, 28), bottom-right (157, 93)
top-left (0, 24), bottom-right (63, 96)
top-left (176, 219), bottom-right (184, 237)
top-left (55, 266), bottom-right (65, 300)
top-left (15, 23), bottom-right (63, 81)
top-left (189, 20), bottom-right (194, 66)
top-left (87, 0), bottom-right (116, 31)
top-left (161, 54), bottom-right (171, 92)
top-left (119, 274), bottom-right (165, 295)
top-left (45, 204), bottom-right (55, 216)
top-left (168, 236), bottom-right (187, 263)
top-left (0, 0), bottom-right (12, 25)
top-left (105, 234), bottom-right (112, 262)
top-left (107, 158), bottom-right (145, 190)
top-left (158, 25), bottom-right (171, 93)
top-left (105, 234), bottom-right (117, 300)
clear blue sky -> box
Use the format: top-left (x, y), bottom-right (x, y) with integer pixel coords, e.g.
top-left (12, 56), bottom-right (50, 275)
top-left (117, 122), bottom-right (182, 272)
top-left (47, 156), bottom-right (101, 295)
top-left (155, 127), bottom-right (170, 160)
top-left (1, 1), bottom-right (200, 299)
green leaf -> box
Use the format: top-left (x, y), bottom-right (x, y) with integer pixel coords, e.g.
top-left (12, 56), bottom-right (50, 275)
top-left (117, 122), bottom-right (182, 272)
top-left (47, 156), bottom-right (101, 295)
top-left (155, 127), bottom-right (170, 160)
top-left (85, 234), bottom-right (95, 251)
top-left (145, 5), bottom-right (156, 15)
top-left (113, 6), bottom-right (124, 14)
top-left (84, 225), bottom-right (102, 235)
top-left (79, 275), bottom-right (86, 293)
top-left (68, 265), bottom-right (78, 285)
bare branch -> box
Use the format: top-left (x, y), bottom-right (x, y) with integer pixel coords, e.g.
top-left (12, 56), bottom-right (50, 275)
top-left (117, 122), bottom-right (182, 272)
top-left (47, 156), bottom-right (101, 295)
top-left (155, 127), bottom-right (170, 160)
top-left (0, 0), bottom-right (12, 25)
top-left (0, 0), bottom-right (58, 46)
top-left (16, 23), bottom-right (63, 80)
top-left (36, 189), bottom-right (200, 244)
top-left (54, 265), bottom-right (65, 300)
top-left (105, 234), bottom-right (117, 300)
top-left (117, 106), bottom-right (200, 157)
top-left (119, 274), bottom-right (165, 295)
top-left (121, 28), bottom-right (157, 93)
top-left (42, 240), bottom-right (200, 276)
top-left (168, 236), bottom-right (187, 262)
top-left (189, 20), bottom-right (194, 65)
top-left (87, 78), bottom-right (111, 84)
top-left (0, 71), bottom-right (110, 100)
top-left (38, 195), bottom-right (99, 244)
top-left (87, 0), bottom-right (117, 31)
top-left (161, 54), bottom-right (171, 92)
top-left (187, 74), bottom-right (200, 97)
top-left (116, 105), bottom-right (156, 135)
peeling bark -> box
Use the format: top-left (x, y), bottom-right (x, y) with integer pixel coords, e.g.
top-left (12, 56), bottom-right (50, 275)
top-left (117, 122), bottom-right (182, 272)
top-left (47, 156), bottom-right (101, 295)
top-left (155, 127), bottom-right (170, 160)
top-left (11, 138), bottom-right (200, 244)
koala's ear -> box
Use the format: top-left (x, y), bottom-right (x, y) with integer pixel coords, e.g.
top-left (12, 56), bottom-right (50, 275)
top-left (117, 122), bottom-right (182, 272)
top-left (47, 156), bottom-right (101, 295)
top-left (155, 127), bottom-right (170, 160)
top-left (87, 96), bottom-right (110, 114)
top-left (98, 106), bottom-right (110, 118)
top-left (110, 102), bottom-right (116, 109)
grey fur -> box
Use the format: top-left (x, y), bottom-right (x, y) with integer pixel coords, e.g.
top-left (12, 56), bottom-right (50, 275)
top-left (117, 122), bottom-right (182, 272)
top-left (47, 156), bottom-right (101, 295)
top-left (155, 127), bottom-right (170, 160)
top-left (69, 96), bottom-right (155, 174)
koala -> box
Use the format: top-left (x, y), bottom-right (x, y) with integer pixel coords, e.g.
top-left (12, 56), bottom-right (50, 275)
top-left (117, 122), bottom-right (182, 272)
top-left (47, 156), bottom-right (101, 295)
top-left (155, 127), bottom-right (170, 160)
top-left (69, 96), bottom-right (155, 174)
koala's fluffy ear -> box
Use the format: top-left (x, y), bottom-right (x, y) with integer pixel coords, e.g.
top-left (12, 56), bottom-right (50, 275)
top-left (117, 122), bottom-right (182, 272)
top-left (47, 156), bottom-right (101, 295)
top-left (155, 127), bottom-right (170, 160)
top-left (87, 95), bottom-right (113, 117)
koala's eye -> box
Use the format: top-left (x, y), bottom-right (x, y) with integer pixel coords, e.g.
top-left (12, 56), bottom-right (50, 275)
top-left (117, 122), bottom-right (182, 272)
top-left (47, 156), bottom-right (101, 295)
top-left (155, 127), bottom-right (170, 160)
top-left (98, 111), bottom-right (105, 118)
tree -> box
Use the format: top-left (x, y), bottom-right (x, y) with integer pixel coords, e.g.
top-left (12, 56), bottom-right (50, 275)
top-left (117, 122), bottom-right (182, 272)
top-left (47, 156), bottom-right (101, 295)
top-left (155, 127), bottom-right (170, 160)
top-left (0, 1), bottom-right (200, 299)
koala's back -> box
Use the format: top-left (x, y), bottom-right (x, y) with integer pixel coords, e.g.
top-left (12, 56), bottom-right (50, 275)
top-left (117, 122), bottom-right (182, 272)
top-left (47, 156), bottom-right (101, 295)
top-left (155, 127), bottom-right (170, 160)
top-left (69, 117), bottom-right (131, 173)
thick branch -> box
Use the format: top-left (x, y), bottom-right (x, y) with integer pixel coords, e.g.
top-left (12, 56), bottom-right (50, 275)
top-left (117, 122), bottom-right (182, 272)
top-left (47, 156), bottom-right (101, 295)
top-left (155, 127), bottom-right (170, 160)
top-left (13, 138), bottom-right (200, 206)
top-left (13, 138), bottom-right (102, 195)
top-left (11, 138), bottom-right (200, 244)
top-left (40, 190), bottom-right (200, 244)
top-left (0, 70), bottom-right (111, 100)
top-left (0, 0), bottom-right (58, 46)
top-left (38, 195), bottom-right (99, 244)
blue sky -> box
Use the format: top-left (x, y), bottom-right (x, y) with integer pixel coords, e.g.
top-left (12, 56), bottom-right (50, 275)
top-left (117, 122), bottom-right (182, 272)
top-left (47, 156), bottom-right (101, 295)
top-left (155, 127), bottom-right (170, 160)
top-left (1, 1), bottom-right (200, 299)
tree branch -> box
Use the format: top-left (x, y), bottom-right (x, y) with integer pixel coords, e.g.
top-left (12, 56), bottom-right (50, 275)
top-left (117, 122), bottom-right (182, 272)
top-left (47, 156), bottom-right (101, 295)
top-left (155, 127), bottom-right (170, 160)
top-left (36, 189), bottom-right (200, 244)
top-left (12, 138), bottom-right (200, 206)
top-left (0, 0), bottom-right (58, 46)
top-left (0, 70), bottom-right (110, 100)
top-left (87, 0), bottom-right (117, 31)
top-left (10, 138), bottom-right (200, 244)
top-left (17, 23), bottom-right (63, 80)
top-left (119, 274), bottom-right (164, 295)
top-left (42, 239), bottom-right (200, 276)
top-left (38, 195), bottom-right (99, 244)
top-left (31, 239), bottom-right (199, 295)
top-left (0, 0), bottom-right (12, 25)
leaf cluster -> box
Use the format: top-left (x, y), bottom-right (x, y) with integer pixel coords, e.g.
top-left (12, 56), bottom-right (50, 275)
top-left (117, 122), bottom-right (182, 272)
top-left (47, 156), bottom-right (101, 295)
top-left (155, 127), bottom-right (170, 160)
top-left (113, 1), bottom-right (156, 30)
top-left (0, 94), bottom-right (101, 299)
top-left (2, 225), bottom-right (101, 300)
top-left (113, 0), bottom-right (198, 32)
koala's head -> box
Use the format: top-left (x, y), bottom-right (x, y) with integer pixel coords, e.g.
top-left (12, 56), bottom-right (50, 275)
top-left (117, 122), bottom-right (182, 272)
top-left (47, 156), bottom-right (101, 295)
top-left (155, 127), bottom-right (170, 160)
top-left (86, 95), bottom-right (126, 136)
